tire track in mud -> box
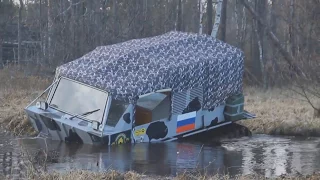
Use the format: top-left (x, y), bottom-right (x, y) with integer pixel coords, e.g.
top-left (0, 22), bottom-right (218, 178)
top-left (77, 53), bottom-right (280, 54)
top-left (0, 130), bottom-right (28, 180)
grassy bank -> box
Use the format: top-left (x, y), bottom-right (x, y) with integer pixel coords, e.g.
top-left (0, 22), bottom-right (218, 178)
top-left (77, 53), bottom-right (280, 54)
top-left (0, 66), bottom-right (51, 136)
top-left (239, 86), bottom-right (320, 137)
top-left (0, 90), bottom-right (39, 136)
top-left (32, 171), bottom-right (320, 180)
top-left (1, 66), bottom-right (320, 137)
top-left (2, 169), bottom-right (320, 180)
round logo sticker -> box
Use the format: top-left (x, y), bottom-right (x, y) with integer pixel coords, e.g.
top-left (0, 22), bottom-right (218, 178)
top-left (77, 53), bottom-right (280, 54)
top-left (112, 133), bottom-right (130, 145)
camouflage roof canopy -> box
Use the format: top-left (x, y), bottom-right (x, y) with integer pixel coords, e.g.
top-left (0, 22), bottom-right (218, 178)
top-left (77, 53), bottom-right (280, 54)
top-left (56, 31), bottom-right (244, 110)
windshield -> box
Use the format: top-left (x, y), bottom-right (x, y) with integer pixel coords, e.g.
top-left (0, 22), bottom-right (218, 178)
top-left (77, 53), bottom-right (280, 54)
top-left (49, 78), bottom-right (108, 123)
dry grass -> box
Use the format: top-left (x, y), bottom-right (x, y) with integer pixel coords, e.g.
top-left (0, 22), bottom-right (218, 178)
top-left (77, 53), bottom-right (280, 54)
top-left (0, 65), bottom-right (52, 92)
top-left (0, 66), bottom-right (52, 136)
top-left (5, 169), bottom-right (320, 180)
top-left (26, 170), bottom-right (147, 180)
top-left (239, 86), bottom-right (320, 137)
top-left (177, 172), bottom-right (320, 180)
top-left (0, 91), bottom-right (40, 136)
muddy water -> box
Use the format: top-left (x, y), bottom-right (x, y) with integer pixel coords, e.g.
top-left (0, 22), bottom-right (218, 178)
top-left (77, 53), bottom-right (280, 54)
top-left (1, 132), bottom-right (320, 179)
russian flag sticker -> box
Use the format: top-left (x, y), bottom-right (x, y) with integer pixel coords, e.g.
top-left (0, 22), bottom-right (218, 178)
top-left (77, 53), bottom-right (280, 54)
top-left (176, 111), bottom-right (196, 133)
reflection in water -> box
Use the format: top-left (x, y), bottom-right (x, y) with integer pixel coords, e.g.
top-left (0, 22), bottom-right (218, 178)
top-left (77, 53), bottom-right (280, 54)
top-left (2, 134), bottom-right (320, 178)
top-left (222, 135), bottom-right (320, 177)
top-left (16, 139), bottom-right (232, 176)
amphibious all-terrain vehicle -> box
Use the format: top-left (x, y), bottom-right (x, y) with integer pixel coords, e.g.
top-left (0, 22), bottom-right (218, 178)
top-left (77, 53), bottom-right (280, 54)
top-left (24, 31), bottom-right (255, 145)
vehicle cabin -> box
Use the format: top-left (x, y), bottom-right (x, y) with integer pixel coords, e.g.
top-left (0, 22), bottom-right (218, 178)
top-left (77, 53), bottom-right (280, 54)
top-left (24, 31), bottom-right (255, 145)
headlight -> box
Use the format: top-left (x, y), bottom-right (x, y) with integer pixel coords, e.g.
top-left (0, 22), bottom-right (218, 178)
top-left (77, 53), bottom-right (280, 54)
top-left (92, 121), bottom-right (99, 130)
top-left (36, 101), bottom-right (48, 110)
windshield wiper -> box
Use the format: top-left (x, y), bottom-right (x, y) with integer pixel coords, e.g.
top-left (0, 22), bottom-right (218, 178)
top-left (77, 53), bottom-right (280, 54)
top-left (69, 109), bottom-right (100, 120)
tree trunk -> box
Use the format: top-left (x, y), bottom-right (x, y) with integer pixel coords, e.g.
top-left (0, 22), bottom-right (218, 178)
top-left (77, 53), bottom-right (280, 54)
top-left (207, 0), bottom-right (213, 35)
top-left (80, 0), bottom-right (86, 51)
top-left (176, 0), bottom-right (182, 31)
top-left (289, 0), bottom-right (296, 56)
top-left (181, 0), bottom-right (185, 31)
top-left (0, 37), bottom-right (2, 68)
top-left (250, 0), bottom-right (262, 85)
top-left (143, 0), bottom-right (148, 36)
top-left (113, 0), bottom-right (118, 38)
top-left (164, 0), bottom-right (168, 32)
top-left (254, 20), bottom-right (267, 89)
top-left (71, 0), bottom-right (76, 58)
top-left (211, 0), bottom-right (223, 37)
top-left (44, 0), bottom-right (49, 65)
top-left (48, 0), bottom-right (53, 65)
top-left (235, 0), bottom-right (239, 42)
top-left (128, 0), bottom-right (136, 39)
top-left (18, 0), bottom-right (24, 66)
top-left (235, 0), bottom-right (246, 48)
top-left (257, 0), bottom-right (267, 89)
top-left (199, 0), bottom-right (203, 34)
top-left (219, 0), bottom-right (227, 41)
top-left (39, 0), bottom-right (43, 64)
top-left (269, 0), bottom-right (280, 85)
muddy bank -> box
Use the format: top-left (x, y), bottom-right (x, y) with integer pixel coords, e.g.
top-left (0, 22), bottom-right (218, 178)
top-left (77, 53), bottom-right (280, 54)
top-left (238, 87), bottom-right (320, 137)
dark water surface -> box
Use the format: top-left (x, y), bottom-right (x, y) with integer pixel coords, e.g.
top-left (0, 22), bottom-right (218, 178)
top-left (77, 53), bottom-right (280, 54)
top-left (1, 130), bottom-right (320, 178)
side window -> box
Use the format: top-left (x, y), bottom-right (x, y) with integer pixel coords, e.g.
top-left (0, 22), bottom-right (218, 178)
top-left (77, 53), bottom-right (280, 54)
top-left (106, 99), bottom-right (129, 127)
top-left (134, 90), bottom-right (172, 126)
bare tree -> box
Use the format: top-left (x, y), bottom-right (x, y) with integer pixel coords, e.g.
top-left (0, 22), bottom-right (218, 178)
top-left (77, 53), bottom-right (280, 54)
top-left (240, 0), bottom-right (305, 78)
top-left (18, 0), bottom-right (24, 66)
top-left (241, 0), bottom-right (319, 116)
top-left (289, 0), bottom-right (296, 56)
top-left (219, 0), bottom-right (227, 41)
top-left (207, 0), bottom-right (213, 35)
top-left (0, 36), bottom-right (2, 67)
top-left (256, 0), bottom-right (267, 89)
top-left (198, 0), bottom-right (203, 34)
top-left (211, 0), bottom-right (223, 37)
top-left (2, 0), bottom-right (318, 93)
top-left (176, 0), bottom-right (182, 31)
